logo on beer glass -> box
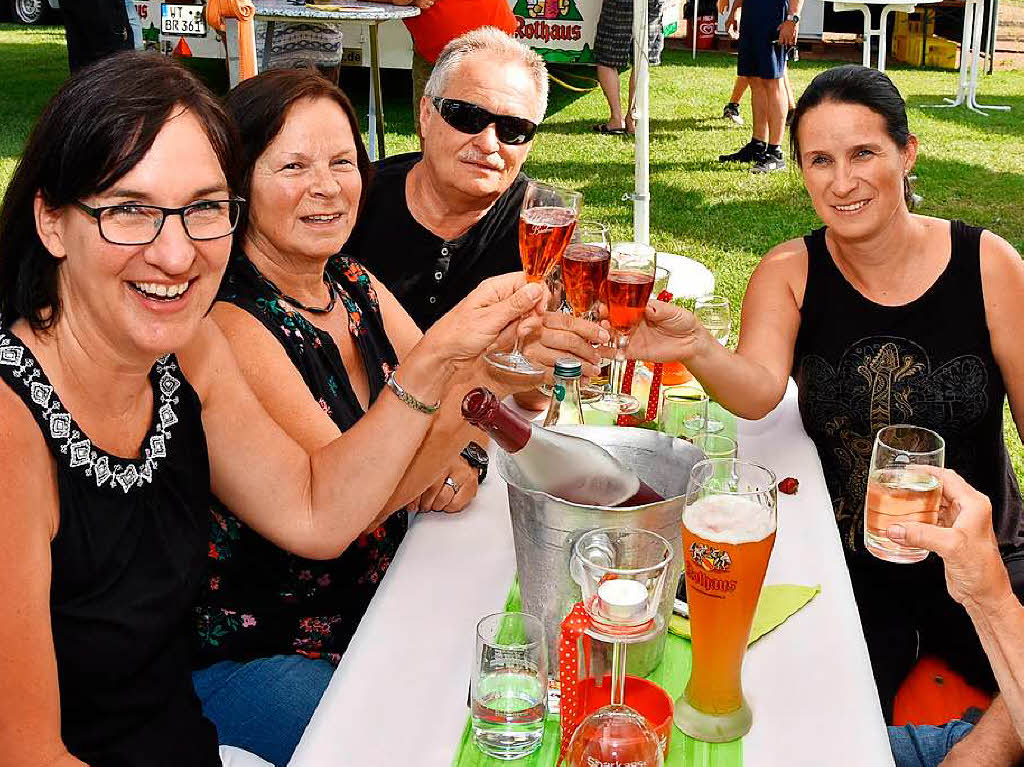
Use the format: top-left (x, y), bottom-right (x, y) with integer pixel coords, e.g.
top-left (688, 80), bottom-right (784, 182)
top-left (687, 543), bottom-right (737, 594)
top-left (689, 542), bottom-right (732, 572)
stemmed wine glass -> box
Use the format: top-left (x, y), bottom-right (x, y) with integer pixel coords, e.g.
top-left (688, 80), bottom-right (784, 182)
top-left (485, 180), bottom-right (581, 377)
top-left (693, 295), bottom-right (732, 432)
top-left (561, 220), bottom-right (611, 401)
top-left (591, 242), bottom-right (657, 416)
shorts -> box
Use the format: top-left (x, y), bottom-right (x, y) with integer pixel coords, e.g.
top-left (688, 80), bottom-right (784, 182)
top-left (594, 0), bottom-right (665, 70)
top-left (736, 0), bottom-right (786, 79)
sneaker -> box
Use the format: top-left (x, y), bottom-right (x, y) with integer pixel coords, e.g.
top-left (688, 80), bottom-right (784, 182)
top-left (719, 141), bottom-right (764, 163)
top-left (722, 102), bottom-right (743, 125)
top-left (751, 151), bottom-right (787, 173)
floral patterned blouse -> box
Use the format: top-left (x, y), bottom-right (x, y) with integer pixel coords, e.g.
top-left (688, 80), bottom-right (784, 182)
top-left (194, 253), bottom-right (405, 667)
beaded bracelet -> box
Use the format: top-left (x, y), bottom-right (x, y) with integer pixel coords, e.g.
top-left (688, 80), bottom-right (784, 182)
top-left (385, 370), bottom-right (441, 415)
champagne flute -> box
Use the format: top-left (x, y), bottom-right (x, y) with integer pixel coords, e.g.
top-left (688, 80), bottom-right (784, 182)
top-left (562, 221), bottom-right (611, 402)
top-left (591, 242), bottom-right (657, 416)
top-left (694, 295), bottom-right (732, 432)
top-left (485, 180), bottom-right (581, 377)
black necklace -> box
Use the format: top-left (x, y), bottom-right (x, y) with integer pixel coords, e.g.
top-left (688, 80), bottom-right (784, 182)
top-left (260, 268), bottom-right (337, 315)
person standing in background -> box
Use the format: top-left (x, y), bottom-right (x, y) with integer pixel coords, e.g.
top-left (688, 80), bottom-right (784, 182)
top-left (717, 0), bottom-right (801, 172)
top-left (402, 0), bottom-right (517, 140)
top-left (592, 0), bottom-right (665, 135)
top-left (57, 0), bottom-right (133, 71)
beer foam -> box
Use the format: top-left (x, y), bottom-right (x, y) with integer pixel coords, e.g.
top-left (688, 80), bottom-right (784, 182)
top-left (683, 494), bottom-right (775, 544)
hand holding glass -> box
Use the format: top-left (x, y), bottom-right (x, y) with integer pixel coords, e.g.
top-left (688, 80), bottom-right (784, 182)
top-left (592, 242), bottom-right (657, 416)
top-left (866, 425), bottom-right (945, 563)
top-left (486, 180), bottom-right (581, 376)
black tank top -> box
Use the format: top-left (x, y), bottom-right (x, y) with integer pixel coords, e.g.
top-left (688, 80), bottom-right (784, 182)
top-left (792, 222), bottom-right (1024, 555)
top-left (0, 325), bottom-right (220, 766)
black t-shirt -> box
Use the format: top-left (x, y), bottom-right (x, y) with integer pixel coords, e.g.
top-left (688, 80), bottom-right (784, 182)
top-left (346, 152), bottom-right (527, 329)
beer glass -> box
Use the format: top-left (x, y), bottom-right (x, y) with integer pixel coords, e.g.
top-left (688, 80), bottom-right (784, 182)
top-left (486, 180), bottom-right (581, 377)
top-left (471, 611), bottom-right (548, 759)
top-left (591, 242), bottom-right (657, 416)
top-left (864, 425), bottom-right (945, 563)
top-left (674, 458), bottom-right (777, 743)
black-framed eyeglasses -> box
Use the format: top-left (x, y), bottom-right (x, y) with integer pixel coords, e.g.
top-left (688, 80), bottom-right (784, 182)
top-left (430, 97), bottom-right (538, 146)
top-left (73, 198), bottom-right (246, 246)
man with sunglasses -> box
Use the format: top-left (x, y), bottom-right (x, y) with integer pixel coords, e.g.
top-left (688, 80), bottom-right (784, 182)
top-left (346, 27), bottom-right (547, 332)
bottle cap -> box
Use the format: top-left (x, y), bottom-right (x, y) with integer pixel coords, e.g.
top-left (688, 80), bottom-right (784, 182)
top-left (553, 357), bottom-right (583, 378)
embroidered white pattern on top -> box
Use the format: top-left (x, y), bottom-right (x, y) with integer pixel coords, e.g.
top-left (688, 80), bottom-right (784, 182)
top-left (0, 327), bottom-right (180, 494)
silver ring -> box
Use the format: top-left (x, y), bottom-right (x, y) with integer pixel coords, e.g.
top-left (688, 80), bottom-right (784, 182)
top-left (444, 477), bottom-right (461, 494)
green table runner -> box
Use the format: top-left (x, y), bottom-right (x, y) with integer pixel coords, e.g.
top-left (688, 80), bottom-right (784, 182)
top-left (453, 583), bottom-right (742, 767)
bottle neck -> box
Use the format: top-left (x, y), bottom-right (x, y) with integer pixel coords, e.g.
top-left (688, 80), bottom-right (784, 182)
top-left (462, 387), bottom-right (532, 453)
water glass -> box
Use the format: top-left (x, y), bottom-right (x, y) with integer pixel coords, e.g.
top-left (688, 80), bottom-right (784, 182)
top-left (471, 611), bottom-right (548, 760)
top-left (659, 384), bottom-right (708, 439)
top-left (864, 425), bottom-right (945, 563)
top-left (694, 296), bottom-right (731, 433)
top-left (694, 433), bottom-right (738, 460)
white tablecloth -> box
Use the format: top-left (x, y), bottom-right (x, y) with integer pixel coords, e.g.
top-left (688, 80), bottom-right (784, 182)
top-left (290, 380), bottom-right (894, 767)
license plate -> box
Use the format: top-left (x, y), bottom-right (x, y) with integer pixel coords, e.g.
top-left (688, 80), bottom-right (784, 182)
top-left (161, 4), bottom-right (207, 37)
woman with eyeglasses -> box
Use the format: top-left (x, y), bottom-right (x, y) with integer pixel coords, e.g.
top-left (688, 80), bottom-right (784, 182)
top-left (0, 55), bottom-right (595, 767)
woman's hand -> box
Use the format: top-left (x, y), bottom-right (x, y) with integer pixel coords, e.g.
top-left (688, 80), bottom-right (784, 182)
top-left (518, 310), bottom-right (608, 379)
top-left (616, 300), bottom-right (708, 363)
top-left (886, 468), bottom-right (1012, 613)
top-left (407, 456), bottom-right (479, 514)
top-left (416, 273), bottom-right (546, 372)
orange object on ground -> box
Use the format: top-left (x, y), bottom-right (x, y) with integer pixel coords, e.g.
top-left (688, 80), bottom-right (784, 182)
top-left (403, 0), bottom-right (516, 63)
top-left (892, 655), bottom-right (991, 726)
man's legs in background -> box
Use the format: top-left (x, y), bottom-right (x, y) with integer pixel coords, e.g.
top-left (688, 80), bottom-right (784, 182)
top-left (751, 74), bottom-right (787, 172)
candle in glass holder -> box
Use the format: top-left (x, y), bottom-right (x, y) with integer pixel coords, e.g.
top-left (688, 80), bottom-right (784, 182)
top-left (596, 579), bottom-right (648, 624)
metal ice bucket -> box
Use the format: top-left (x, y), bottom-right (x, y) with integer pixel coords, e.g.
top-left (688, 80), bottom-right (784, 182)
top-left (496, 425), bottom-right (703, 679)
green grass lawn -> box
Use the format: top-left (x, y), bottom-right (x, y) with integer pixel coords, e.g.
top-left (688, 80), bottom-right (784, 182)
top-left (1, 24), bottom-right (1021, 482)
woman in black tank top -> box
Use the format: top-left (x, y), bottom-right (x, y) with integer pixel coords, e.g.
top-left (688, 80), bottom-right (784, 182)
top-left (617, 66), bottom-right (1024, 727)
top-left (0, 55), bottom-right (576, 767)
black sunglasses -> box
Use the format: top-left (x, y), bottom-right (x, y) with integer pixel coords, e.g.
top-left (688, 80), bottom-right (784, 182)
top-left (430, 97), bottom-right (538, 146)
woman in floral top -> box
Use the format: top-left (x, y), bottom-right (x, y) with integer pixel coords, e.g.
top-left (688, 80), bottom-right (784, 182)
top-left (191, 70), bottom-right (605, 765)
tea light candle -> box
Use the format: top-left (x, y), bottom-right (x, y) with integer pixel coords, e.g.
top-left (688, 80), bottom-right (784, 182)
top-left (596, 578), bottom-right (648, 624)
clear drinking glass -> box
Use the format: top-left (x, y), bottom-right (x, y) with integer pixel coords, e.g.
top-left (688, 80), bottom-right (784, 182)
top-left (561, 220), bottom-right (611, 402)
top-left (659, 383), bottom-right (709, 439)
top-left (591, 242), bottom-right (657, 416)
top-left (486, 180), bottom-right (581, 377)
top-left (675, 459), bottom-right (777, 743)
top-left (864, 425), bottom-right (945, 564)
top-left (693, 433), bottom-right (738, 460)
top-left (471, 611), bottom-right (548, 760)
top-left (694, 295), bottom-right (732, 433)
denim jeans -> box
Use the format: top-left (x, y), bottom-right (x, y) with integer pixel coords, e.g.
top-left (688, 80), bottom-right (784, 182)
top-left (193, 654), bottom-right (335, 767)
top-left (888, 721), bottom-right (974, 767)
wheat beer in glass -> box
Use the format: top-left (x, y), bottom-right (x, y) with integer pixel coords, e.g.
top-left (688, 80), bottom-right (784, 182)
top-left (674, 459), bottom-right (777, 742)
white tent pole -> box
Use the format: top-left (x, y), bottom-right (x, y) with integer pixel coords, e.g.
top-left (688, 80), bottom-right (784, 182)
top-left (633, 0), bottom-right (651, 245)
top-left (693, 0), bottom-right (699, 58)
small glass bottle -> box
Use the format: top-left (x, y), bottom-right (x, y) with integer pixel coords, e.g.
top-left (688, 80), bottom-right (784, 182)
top-left (544, 357), bottom-right (586, 427)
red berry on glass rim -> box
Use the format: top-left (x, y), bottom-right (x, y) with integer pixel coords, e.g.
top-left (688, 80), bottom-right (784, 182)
top-left (778, 477), bottom-right (799, 495)
top-left (657, 290), bottom-right (673, 302)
